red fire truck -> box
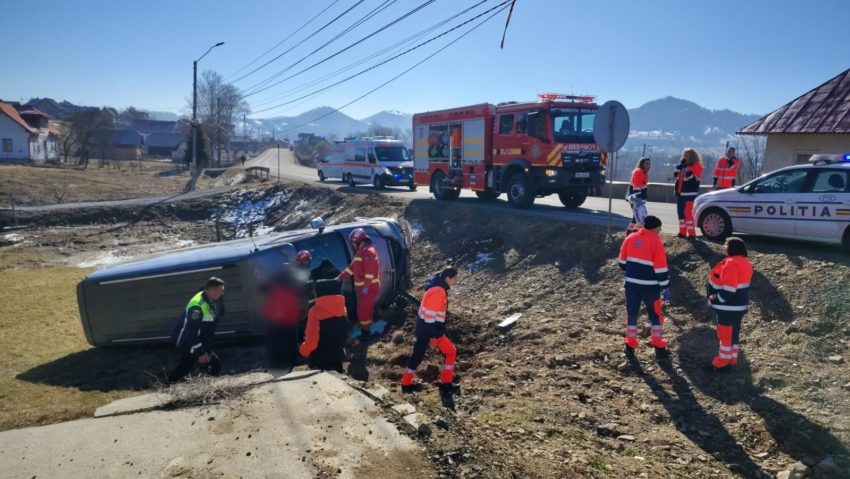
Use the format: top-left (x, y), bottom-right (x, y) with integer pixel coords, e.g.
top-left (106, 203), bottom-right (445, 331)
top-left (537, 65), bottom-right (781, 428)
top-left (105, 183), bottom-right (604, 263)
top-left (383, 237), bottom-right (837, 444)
top-left (412, 94), bottom-right (605, 209)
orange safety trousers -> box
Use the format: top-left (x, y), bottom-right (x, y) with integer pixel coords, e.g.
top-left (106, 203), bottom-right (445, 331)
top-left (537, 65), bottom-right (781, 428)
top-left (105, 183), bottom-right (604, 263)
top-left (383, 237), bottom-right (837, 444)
top-left (401, 335), bottom-right (456, 385)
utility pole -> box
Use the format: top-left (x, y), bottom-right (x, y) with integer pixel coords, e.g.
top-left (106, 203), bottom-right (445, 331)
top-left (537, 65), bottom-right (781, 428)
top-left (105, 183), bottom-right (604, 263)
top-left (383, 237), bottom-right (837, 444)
top-left (191, 41), bottom-right (224, 175)
top-left (277, 142), bottom-right (280, 183)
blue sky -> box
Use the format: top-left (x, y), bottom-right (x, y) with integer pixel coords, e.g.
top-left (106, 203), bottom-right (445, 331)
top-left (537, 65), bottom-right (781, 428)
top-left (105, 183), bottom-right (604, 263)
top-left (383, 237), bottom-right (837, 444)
top-left (1, 0), bottom-right (848, 119)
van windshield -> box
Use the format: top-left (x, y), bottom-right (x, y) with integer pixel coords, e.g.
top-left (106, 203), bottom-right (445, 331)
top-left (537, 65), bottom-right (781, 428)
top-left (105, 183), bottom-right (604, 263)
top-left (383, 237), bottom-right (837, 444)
top-left (375, 146), bottom-right (411, 162)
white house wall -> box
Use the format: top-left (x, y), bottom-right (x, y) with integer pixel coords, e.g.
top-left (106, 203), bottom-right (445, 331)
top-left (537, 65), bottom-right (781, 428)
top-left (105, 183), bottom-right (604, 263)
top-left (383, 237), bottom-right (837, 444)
top-left (0, 115), bottom-right (31, 161)
top-left (764, 134), bottom-right (850, 171)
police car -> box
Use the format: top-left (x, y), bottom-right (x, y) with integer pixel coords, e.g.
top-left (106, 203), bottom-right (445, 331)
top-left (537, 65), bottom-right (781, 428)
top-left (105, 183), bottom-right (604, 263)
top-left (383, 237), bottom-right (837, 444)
top-left (693, 154), bottom-right (850, 248)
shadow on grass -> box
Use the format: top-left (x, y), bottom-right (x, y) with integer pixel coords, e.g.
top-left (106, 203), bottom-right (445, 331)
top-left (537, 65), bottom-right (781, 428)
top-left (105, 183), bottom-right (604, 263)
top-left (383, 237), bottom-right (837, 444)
top-left (17, 340), bottom-right (269, 392)
top-left (677, 328), bottom-right (850, 474)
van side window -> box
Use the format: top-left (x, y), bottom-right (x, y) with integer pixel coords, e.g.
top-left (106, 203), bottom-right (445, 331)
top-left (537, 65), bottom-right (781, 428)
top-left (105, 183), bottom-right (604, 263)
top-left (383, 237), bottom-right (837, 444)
top-left (355, 148), bottom-right (366, 162)
top-left (499, 114), bottom-right (514, 135)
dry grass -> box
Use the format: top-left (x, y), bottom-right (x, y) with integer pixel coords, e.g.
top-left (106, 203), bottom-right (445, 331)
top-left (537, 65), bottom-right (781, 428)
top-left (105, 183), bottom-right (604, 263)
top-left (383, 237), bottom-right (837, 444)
top-left (0, 163), bottom-right (190, 207)
top-left (0, 266), bottom-right (137, 431)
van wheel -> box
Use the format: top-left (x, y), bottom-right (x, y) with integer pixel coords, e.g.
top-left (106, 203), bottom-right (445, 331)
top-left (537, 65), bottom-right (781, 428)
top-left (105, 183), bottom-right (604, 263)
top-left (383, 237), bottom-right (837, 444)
top-left (348, 174), bottom-right (356, 187)
top-left (373, 175), bottom-right (384, 190)
top-left (431, 171), bottom-right (458, 200)
top-left (507, 174), bottom-right (534, 209)
top-left (318, 170), bottom-right (326, 182)
top-left (699, 208), bottom-right (732, 241)
top-left (558, 191), bottom-right (587, 208)
top-left (408, 181), bottom-right (417, 191)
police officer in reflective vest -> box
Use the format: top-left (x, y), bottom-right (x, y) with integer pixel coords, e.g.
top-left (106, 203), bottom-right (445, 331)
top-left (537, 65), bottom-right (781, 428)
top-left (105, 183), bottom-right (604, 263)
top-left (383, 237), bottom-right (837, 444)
top-left (168, 277), bottom-right (225, 382)
top-left (713, 147), bottom-right (741, 190)
top-left (401, 267), bottom-right (460, 406)
top-left (338, 228), bottom-right (380, 338)
top-left (618, 216), bottom-right (670, 359)
top-left (707, 237), bottom-right (753, 370)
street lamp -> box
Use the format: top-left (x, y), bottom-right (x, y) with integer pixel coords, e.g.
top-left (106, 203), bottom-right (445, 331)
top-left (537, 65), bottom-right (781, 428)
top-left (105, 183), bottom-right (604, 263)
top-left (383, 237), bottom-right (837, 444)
top-left (192, 41), bottom-right (224, 173)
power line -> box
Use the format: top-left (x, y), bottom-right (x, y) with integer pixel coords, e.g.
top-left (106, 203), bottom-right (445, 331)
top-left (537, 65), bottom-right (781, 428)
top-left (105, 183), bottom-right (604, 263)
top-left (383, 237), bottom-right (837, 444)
top-left (275, 1), bottom-right (509, 134)
top-left (241, 0), bottom-right (438, 99)
top-left (247, 0), bottom-right (490, 110)
top-left (230, 0), bottom-right (367, 84)
top-left (239, 0), bottom-right (398, 93)
top-left (226, 0), bottom-right (340, 81)
top-left (251, 0), bottom-right (510, 115)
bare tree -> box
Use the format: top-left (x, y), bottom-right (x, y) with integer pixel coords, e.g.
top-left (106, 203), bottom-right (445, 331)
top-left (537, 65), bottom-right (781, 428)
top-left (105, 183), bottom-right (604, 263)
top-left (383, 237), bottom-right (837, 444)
top-left (190, 70), bottom-right (251, 165)
top-left (55, 121), bottom-right (78, 164)
top-left (118, 106), bottom-right (150, 123)
top-left (69, 108), bottom-right (114, 168)
top-left (734, 134), bottom-right (766, 181)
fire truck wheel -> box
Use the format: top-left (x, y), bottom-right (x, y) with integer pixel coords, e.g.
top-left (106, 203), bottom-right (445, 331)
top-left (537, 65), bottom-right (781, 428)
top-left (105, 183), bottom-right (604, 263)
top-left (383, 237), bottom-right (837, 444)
top-left (507, 174), bottom-right (534, 209)
top-left (373, 175), bottom-right (385, 190)
top-left (475, 190), bottom-right (499, 201)
top-left (431, 171), bottom-right (458, 201)
top-left (558, 191), bottom-right (587, 208)
top-left (348, 174), bottom-right (356, 187)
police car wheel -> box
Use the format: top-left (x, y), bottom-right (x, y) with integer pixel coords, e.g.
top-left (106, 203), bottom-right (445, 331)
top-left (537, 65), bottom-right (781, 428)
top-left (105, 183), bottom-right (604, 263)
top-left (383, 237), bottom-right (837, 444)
top-left (699, 208), bottom-right (732, 241)
top-left (843, 226), bottom-right (850, 250)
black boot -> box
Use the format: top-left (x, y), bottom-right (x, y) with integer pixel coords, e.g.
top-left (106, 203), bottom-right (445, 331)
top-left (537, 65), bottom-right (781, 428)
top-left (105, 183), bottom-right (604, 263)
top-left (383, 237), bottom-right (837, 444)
top-left (401, 383), bottom-right (423, 394)
top-left (439, 383), bottom-right (459, 409)
top-left (654, 347), bottom-right (671, 361)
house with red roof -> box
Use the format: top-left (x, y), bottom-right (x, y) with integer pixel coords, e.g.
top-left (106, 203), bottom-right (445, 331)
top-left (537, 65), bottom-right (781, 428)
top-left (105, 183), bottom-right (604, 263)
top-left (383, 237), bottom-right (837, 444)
top-left (739, 67), bottom-right (850, 171)
top-left (0, 100), bottom-right (59, 163)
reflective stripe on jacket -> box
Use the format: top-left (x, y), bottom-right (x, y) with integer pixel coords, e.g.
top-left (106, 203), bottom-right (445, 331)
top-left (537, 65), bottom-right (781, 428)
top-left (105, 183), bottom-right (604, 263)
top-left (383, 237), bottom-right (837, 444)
top-left (339, 244), bottom-right (381, 289)
top-left (708, 256), bottom-right (753, 312)
top-left (618, 228), bottom-right (669, 289)
top-left (713, 157), bottom-right (740, 188)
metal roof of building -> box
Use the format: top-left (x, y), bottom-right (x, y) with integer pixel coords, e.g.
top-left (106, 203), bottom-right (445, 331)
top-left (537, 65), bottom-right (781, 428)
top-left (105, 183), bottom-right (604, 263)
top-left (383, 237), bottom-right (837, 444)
top-left (739, 67), bottom-right (850, 135)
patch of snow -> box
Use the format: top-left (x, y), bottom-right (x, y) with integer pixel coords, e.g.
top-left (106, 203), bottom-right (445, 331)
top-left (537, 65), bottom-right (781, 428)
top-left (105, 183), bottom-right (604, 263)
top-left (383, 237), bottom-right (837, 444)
top-left (3, 233), bottom-right (23, 243)
top-left (213, 190), bottom-right (293, 238)
top-left (407, 220), bottom-right (424, 239)
top-left (466, 252), bottom-right (493, 273)
top-left (174, 239), bottom-right (195, 248)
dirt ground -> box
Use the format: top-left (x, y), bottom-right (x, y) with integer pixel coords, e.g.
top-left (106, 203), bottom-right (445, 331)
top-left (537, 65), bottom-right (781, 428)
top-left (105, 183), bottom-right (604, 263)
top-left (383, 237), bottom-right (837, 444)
top-left (1, 181), bottom-right (849, 478)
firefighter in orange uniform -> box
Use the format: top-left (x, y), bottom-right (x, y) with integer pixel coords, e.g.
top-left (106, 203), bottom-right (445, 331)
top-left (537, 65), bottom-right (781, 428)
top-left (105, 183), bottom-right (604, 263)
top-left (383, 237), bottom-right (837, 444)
top-left (707, 237), bottom-right (753, 370)
top-left (299, 279), bottom-right (348, 373)
top-left (674, 148), bottom-right (703, 238)
top-left (337, 228), bottom-right (380, 338)
top-left (713, 147), bottom-right (741, 189)
top-left (626, 157), bottom-right (651, 233)
top-left (618, 215), bottom-right (670, 359)
top-left (400, 267), bottom-right (460, 406)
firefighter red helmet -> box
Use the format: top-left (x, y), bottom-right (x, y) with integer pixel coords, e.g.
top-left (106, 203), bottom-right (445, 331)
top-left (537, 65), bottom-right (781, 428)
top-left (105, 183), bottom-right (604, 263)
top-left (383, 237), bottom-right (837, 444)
top-left (348, 228), bottom-right (368, 246)
top-left (295, 250), bottom-right (312, 265)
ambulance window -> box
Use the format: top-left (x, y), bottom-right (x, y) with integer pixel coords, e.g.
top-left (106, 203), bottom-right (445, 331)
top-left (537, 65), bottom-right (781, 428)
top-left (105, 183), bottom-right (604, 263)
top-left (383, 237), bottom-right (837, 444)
top-left (499, 114), bottom-right (514, 135)
top-left (751, 169), bottom-right (809, 194)
top-left (809, 170), bottom-right (849, 193)
top-left (355, 148), bottom-right (366, 162)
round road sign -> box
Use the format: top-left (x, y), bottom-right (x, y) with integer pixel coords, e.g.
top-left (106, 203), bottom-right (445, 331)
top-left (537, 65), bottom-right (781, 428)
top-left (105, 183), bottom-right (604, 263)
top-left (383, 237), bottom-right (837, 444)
top-left (593, 100), bottom-right (630, 153)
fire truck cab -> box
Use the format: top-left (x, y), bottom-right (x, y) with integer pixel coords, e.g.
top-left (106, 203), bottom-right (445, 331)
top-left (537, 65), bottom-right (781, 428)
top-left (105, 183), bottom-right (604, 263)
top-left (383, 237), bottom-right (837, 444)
top-left (412, 94), bottom-right (604, 209)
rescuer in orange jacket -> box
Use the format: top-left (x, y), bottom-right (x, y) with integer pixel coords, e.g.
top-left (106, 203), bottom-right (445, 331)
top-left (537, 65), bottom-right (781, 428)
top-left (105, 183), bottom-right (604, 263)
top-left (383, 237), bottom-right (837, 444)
top-left (707, 237), bottom-right (753, 370)
top-left (401, 267), bottom-right (460, 406)
top-left (674, 148), bottom-right (703, 238)
top-left (299, 279), bottom-right (348, 373)
top-left (618, 215), bottom-right (670, 360)
top-left (626, 157), bottom-right (651, 233)
top-left (713, 147), bottom-right (741, 189)
top-left (337, 228), bottom-right (380, 338)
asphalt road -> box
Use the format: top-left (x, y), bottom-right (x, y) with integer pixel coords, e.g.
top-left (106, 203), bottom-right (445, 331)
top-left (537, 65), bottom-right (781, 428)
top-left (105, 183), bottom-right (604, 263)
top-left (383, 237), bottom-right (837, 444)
top-left (248, 148), bottom-right (684, 235)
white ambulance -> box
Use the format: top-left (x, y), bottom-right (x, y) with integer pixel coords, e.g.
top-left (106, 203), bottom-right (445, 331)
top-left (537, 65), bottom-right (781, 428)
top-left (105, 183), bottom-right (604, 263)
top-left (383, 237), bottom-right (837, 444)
top-left (694, 154), bottom-right (850, 248)
top-left (319, 137), bottom-right (415, 190)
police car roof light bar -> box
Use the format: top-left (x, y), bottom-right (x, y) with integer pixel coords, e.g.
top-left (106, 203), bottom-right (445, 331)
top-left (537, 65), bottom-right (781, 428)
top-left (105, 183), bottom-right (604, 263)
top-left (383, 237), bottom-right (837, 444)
top-left (537, 93), bottom-right (596, 103)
